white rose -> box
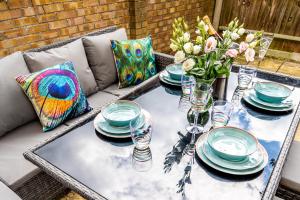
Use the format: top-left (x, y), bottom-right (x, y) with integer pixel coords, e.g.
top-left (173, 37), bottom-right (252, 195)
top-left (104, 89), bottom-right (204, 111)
top-left (193, 45), bottom-right (201, 55)
top-left (245, 33), bottom-right (254, 43)
top-left (237, 28), bottom-right (245, 35)
top-left (195, 29), bottom-right (200, 35)
top-left (230, 32), bottom-right (240, 40)
top-left (174, 51), bottom-right (185, 63)
top-left (204, 36), bottom-right (217, 53)
top-left (183, 32), bottom-right (190, 42)
top-left (182, 58), bottom-right (195, 72)
top-left (170, 43), bottom-right (178, 52)
top-left (183, 42), bottom-right (194, 54)
top-left (245, 48), bottom-right (255, 62)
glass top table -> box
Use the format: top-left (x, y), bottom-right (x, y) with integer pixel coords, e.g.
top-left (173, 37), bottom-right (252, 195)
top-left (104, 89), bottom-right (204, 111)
top-left (25, 69), bottom-right (300, 200)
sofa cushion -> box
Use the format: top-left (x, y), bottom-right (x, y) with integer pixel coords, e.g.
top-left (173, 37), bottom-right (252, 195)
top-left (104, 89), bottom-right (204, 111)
top-left (0, 182), bottom-right (21, 200)
top-left (64, 91), bottom-right (118, 126)
top-left (281, 141), bottom-right (300, 193)
top-left (23, 39), bottom-right (98, 96)
top-left (111, 36), bottom-right (157, 88)
top-left (16, 61), bottom-right (92, 131)
top-left (0, 121), bottom-right (69, 189)
top-left (0, 52), bottom-right (37, 137)
top-left (104, 73), bottom-right (159, 97)
top-left (82, 28), bottom-right (127, 90)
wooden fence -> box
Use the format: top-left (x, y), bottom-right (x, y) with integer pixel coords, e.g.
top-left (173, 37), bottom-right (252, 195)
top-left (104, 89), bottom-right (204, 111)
top-left (218, 0), bottom-right (300, 53)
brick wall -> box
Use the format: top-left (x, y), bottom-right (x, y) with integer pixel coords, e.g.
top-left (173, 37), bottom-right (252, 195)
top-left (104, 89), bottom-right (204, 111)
top-left (0, 0), bottom-right (214, 57)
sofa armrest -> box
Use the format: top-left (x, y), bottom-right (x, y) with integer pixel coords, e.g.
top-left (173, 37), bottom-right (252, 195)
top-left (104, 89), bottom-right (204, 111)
top-left (154, 52), bottom-right (174, 72)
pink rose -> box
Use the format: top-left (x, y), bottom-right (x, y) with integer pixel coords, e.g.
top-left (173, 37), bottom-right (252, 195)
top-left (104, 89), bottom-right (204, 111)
top-left (245, 48), bottom-right (255, 62)
top-left (225, 49), bottom-right (238, 58)
top-left (239, 41), bottom-right (249, 53)
top-left (204, 37), bottom-right (217, 53)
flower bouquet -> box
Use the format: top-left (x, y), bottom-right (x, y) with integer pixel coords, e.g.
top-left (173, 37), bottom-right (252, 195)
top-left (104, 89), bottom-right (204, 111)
top-left (170, 15), bottom-right (262, 84)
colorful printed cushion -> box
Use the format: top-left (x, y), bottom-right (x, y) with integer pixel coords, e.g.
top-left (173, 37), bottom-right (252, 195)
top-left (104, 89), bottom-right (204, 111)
top-left (16, 61), bottom-right (91, 131)
top-left (111, 37), bottom-right (157, 88)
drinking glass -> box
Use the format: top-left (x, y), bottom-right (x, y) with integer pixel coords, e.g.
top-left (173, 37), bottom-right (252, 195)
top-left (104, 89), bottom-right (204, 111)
top-left (130, 119), bottom-right (152, 150)
top-left (181, 75), bottom-right (195, 96)
top-left (132, 147), bottom-right (152, 172)
top-left (238, 66), bottom-right (256, 89)
top-left (259, 33), bottom-right (274, 62)
top-left (178, 95), bottom-right (191, 113)
top-left (186, 82), bottom-right (212, 141)
top-left (212, 100), bottom-right (233, 128)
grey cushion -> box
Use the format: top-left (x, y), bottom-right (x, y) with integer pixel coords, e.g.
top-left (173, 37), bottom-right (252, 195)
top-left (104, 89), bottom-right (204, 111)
top-left (104, 73), bottom-right (159, 97)
top-left (0, 182), bottom-right (21, 200)
top-left (83, 28), bottom-right (128, 90)
top-left (0, 121), bottom-right (68, 189)
top-left (64, 91), bottom-right (118, 126)
top-left (23, 39), bottom-right (98, 96)
top-left (0, 52), bottom-right (36, 137)
top-left (281, 141), bottom-right (300, 192)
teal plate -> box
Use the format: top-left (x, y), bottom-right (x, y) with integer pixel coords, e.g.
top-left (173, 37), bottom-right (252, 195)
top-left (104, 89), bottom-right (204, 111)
top-left (207, 127), bottom-right (258, 161)
top-left (254, 82), bottom-right (291, 103)
top-left (196, 133), bottom-right (268, 175)
top-left (202, 141), bottom-right (263, 170)
top-left (248, 89), bottom-right (292, 108)
top-left (166, 64), bottom-right (183, 81)
top-left (94, 110), bottom-right (149, 138)
top-left (102, 100), bottom-right (141, 127)
top-left (243, 90), bottom-right (294, 112)
top-left (159, 70), bottom-right (181, 86)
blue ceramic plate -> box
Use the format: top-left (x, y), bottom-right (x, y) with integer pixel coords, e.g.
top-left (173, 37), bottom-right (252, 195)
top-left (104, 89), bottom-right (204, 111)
top-left (159, 70), bottom-right (181, 86)
top-left (243, 90), bottom-right (294, 112)
top-left (94, 110), bottom-right (149, 138)
top-left (196, 133), bottom-right (268, 175)
top-left (102, 100), bottom-right (141, 127)
top-left (207, 127), bottom-right (258, 161)
top-left (248, 89), bottom-right (292, 108)
top-left (166, 64), bottom-right (183, 81)
top-left (254, 82), bottom-right (292, 103)
top-left (202, 141), bottom-right (263, 170)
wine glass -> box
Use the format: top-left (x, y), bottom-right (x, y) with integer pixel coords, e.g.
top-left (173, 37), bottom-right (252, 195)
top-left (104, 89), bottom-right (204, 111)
top-left (258, 33), bottom-right (274, 66)
top-left (186, 82), bottom-right (213, 142)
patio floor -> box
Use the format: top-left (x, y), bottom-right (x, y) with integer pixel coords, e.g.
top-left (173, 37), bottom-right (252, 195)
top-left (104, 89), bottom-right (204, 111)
top-left (58, 56), bottom-right (300, 200)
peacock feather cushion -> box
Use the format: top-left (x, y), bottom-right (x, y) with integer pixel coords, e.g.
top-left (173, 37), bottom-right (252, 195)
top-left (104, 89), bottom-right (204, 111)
top-left (111, 37), bottom-right (157, 88)
top-left (16, 61), bottom-right (92, 131)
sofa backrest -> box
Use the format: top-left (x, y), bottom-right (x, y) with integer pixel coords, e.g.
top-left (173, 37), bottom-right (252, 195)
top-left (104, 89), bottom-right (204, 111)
top-left (27, 26), bottom-right (118, 53)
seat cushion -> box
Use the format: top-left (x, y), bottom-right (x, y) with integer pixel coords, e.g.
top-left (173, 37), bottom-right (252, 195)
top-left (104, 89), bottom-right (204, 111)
top-left (281, 141), bottom-right (300, 192)
top-left (16, 61), bottom-right (92, 132)
top-left (0, 52), bottom-right (37, 137)
top-left (0, 121), bottom-right (69, 189)
top-left (111, 37), bottom-right (157, 88)
top-left (82, 28), bottom-right (127, 90)
top-left (104, 73), bottom-right (159, 97)
top-left (23, 39), bottom-right (98, 96)
top-left (64, 91), bottom-right (118, 126)
top-left (0, 182), bottom-right (21, 200)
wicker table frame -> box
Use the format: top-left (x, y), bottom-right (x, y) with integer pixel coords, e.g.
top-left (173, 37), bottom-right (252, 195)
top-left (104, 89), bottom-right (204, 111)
top-left (23, 36), bottom-right (300, 200)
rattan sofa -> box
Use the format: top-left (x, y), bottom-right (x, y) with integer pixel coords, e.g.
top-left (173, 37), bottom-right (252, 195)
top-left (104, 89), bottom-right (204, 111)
top-left (0, 26), bottom-right (174, 200)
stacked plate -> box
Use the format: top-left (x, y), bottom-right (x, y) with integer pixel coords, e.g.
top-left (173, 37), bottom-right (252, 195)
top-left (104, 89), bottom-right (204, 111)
top-left (94, 100), bottom-right (149, 138)
top-left (243, 82), bottom-right (294, 112)
top-left (159, 64), bottom-right (183, 86)
top-left (196, 127), bottom-right (268, 175)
